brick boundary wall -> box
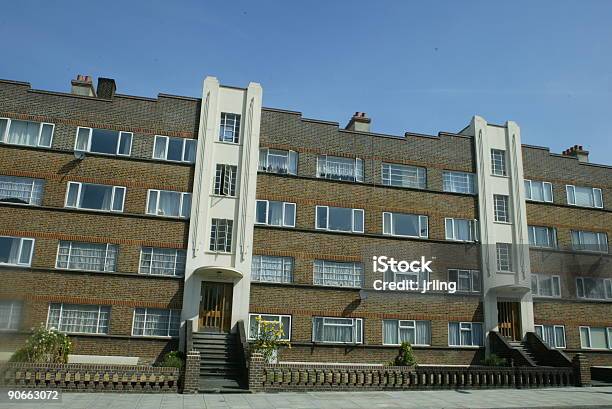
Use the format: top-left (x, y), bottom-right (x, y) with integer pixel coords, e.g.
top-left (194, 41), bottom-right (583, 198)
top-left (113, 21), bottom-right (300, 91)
top-left (0, 363), bottom-right (179, 393)
top-left (572, 353), bottom-right (591, 387)
top-left (182, 350), bottom-right (200, 394)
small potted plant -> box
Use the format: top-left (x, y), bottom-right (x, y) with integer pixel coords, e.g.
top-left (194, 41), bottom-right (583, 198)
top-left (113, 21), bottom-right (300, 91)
top-left (251, 316), bottom-right (290, 364)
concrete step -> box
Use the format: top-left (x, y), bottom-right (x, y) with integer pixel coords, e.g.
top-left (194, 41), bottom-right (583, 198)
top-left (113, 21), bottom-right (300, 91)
top-left (198, 377), bottom-right (245, 393)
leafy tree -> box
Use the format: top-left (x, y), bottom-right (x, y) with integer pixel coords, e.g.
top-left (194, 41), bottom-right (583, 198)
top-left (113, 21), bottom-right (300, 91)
top-left (9, 325), bottom-right (72, 363)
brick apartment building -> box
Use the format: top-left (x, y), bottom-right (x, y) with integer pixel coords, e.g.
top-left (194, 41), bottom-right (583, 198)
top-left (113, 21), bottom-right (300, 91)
top-left (0, 75), bottom-right (610, 388)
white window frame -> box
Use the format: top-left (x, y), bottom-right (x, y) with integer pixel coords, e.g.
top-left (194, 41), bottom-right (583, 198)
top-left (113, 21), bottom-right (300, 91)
top-left (443, 171), bottom-right (476, 194)
top-left (493, 194), bottom-right (511, 223)
top-left (566, 185), bottom-right (604, 209)
top-left (490, 149), bottom-right (507, 176)
top-left (55, 241), bottom-right (118, 272)
top-left (138, 247), bottom-right (186, 277)
top-left (74, 126), bottom-right (133, 156)
top-left (251, 255), bottom-right (293, 283)
top-left (313, 259), bottom-right (363, 288)
top-left (524, 179), bottom-right (553, 203)
top-left (0, 175), bottom-right (45, 206)
top-left (496, 243), bottom-right (513, 272)
top-left (312, 317), bottom-right (363, 344)
top-left (218, 112), bottom-right (241, 144)
top-left (448, 269), bottom-right (481, 293)
top-left (381, 163), bottom-right (426, 189)
top-left (209, 218), bottom-right (233, 253)
top-left (65, 181), bottom-right (126, 213)
top-left (528, 225), bottom-right (558, 248)
top-left (131, 308), bottom-right (180, 338)
top-left (152, 135), bottom-right (196, 163)
top-left (571, 230), bottom-right (609, 253)
top-left (0, 236), bottom-right (34, 267)
top-left (0, 300), bottom-right (22, 331)
top-left (214, 164), bottom-right (238, 197)
top-left (576, 277), bottom-right (612, 301)
top-left (445, 218), bottom-right (479, 242)
top-left (579, 326), bottom-right (612, 350)
top-left (256, 200), bottom-right (296, 228)
top-left (531, 273), bottom-right (561, 298)
top-left (448, 321), bottom-right (484, 347)
top-left (259, 148), bottom-right (298, 175)
top-left (315, 206), bottom-right (364, 233)
top-left (382, 319), bottom-right (431, 346)
top-left (248, 313), bottom-right (292, 341)
top-left (382, 212), bottom-right (428, 238)
top-left (534, 324), bottom-right (566, 349)
top-left (46, 303), bottom-right (110, 335)
top-left (317, 155), bottom-right (364, 183)
top-left (0, 117), bottom-right (54, 148)
top-left (146, 189), bottom-right (191, 218)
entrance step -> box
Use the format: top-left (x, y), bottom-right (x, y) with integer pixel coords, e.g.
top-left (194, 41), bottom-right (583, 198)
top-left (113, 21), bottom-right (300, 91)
top-left (192, 331), bottom-right (246, 392)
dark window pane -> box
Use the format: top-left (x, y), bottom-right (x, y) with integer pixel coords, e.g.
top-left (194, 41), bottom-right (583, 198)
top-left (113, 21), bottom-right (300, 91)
top-left (167, 138), bottom-right (183, 162)
top-left (90, 129), bottom-right (119, 154)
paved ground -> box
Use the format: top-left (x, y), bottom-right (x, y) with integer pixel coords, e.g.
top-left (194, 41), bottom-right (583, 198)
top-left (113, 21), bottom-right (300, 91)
top-left (1, 387), bottom-right (612, 409)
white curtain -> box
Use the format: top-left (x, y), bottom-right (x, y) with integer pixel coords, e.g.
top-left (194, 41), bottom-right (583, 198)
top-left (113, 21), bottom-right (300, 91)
top-left (543, 325), bottom-right (555, 347)
top-left (449, 322), bottom-right (460, 345)
top-left (314, 318), bottom-right (353, 343)
top-left (158, 191), bottom-right (180, 217)
top-left (153, 136), bottom-right (167, 159)
top-left (7, 120), bottom-right (39, 146)
top-left (383, 320), bottom-right (398, 344)
top-left (75, 128), bottom-right (90, 151)
top-left (0, 177), bottom-right (43, 205)
top-left (472, 323), bottom-right (483, 346)
top-left (416, 321), bottom-right (430, 345)
top-left (268, 201), bottom-right (283, 225)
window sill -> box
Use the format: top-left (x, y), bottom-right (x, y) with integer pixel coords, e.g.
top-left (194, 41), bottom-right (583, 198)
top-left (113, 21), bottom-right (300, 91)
top-left (131, 335), bottom-right (179, 340)
top-left (0, 263), bottom-right (30, 268)
top-left (215, 140), bottom-right (241, 146)
top-left (490, 173), bottom-right (508, 178)
top-left (447, 345), bottom-right (483, 349)
top-left (145, 213), bottom-right (189, 220)
top-left (493, 221), bottom-right (512, 225)
top-left (66, 206), bottom-right (124, 214)
top-left (211, 194), bottom-right (237, 199)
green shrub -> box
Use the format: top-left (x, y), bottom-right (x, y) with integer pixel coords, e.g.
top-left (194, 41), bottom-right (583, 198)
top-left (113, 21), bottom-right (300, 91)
top-left (393, 341), bottom-right (417, 367)
top-left (9, 325), bottom-right (72, 363)
top-left (251, 316), bottom-right (290, 363)
top-left (482, 353), bottom-right (507, 367)
top-left (158, 351), bottom-right (185, 369)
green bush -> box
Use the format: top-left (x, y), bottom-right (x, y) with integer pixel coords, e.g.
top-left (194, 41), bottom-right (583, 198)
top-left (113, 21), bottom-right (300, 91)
top-left (158, 351), bottom-right (185, 369)
top-left (393, 341), bottom-right (417, 367)
top-left (9, 325), bottom-right (72, 363)
top-left (482, 353), bottom-right (507, 367)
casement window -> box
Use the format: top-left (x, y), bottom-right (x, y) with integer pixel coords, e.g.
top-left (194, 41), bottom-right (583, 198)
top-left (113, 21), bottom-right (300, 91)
top-left (132, 308), bottom-right (180, 338)
top-left (316, 206), bottom-right (364, 233)
top-left (524, 179), bottom-right (553, 203)
top-left (209, 219), bottom-right (233, 253)
top-left (490, 149), bottom-right (507, 176)
top-left (383, 266), bottom-right (429, 287)
top-left (381, 163), bottom-right (426, 189)
top-left (535, 325), bottom-right (566, 349)
top-left (448, 269), bottom-right (481, 293)
top-left (313, 260), bottom-right (363, 288)
top-left (312, 317), bottom-right (363, 344)
top-left (493, 194), bottom-right (511, 223)
top-left (571, 230), bottom-right (608, 253)
top-left (0, 237), bottom-right (34, 267)
top-left (580, 326), bottom-right (612, 350)
top-left (146, 189), bottom-right (191, 218)
top-left (0, 176), bottom-right (45, 205)
top-left (65, 182), bottom-right (126, 212)
top-left (576, 277), bottom-right (612, 301)
top-left (566, 185), bottom-right (603, 208)
top-left (448, 322), bottom-right (484, 347)
top-left (214, 164), bottom-right (238, 196)
top-left (259, 148), bottom-right (297, 175)
top-left (531, 274), bottom-right (561, 298)
top-left (56, 241), bottom-right (118, 272)
top-left (528, 226), bottom-right (557, 248)
top-left (47, 303), bottom-right (110, 334)
top-left (0, 118), bottom-right (54, 148)
top-left (0, 300), bottom-right (22, 331)
top-left (218, 113), bottom-right (241, 143)
top-left (256, 200), bottom-right (296, 227)
top-left (317, 155), bottom-right (363, 182)
top-left (443, 171), bottom-right (476, 194)
top-left (383, 212), bottom-right (428, 238)
top-left (74, 127), bottom-right (132, 156)
top-left (445, 218), bottom-right (478, 242)
top-left (251, 255), bottom-right (293, 283)
top-left (248, 314), bottom-right (291, 341)
top-left (139, 247), bottom-right (186, 277)
top-left (383, 320), bottom-right (431, 346)
top-left (152, 135), bottom-right (196, 163)
top-left (496, 243), bottom-right (513, 272)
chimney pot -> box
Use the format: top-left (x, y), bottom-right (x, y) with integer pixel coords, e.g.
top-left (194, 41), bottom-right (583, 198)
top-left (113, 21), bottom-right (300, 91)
top-left (563, 145), bottom-right (589, 163)
top-left (71, 74), bottom-right (95, 97)
top-left (96, 77), bottom-right (116, 100)
top-left (345, 111), bottom-right (371, 132)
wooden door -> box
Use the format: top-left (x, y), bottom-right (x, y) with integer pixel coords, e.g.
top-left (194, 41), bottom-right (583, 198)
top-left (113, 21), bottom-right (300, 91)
top-left (497, 301), bottom-right (521, 341)
top-left (199, 282), bottom-right (233, 332)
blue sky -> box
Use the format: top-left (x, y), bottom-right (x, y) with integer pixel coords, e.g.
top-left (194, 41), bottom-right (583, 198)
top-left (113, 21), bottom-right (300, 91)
top-left (1, 1), bottom-right (610, 164)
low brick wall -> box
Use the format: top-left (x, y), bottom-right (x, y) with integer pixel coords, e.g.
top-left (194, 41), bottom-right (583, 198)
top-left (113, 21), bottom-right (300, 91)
top-left (0, 363), bottom-right (179, 392)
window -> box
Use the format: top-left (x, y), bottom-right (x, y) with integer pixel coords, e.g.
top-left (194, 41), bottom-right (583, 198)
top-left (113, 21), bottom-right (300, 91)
top-left (313, 260), bottom-right (363, 288)
top-left (153, 135), bottom-right (196, 163)
top-left (248, 314), bottom-right (291, 341)
top-left (531, 274), bottom-right (561, 298)
top-left (576, 277), bottom-right (612, 301)
top-left (580, 326), bottom-right (612, 349)
top-left (383, 320), bottom-right (431, 346)
top-left (259, 148), bottom-right (297, 175)
top-left (219, 113), bottom-right (241, 143)
top-left (445, 218), bottom-right (478, 242)
top-left (56, 241), bottom-right (118, 272)
top-left (74, 127), bottom-right (132, 156)
top-left (0, 176), bottom-right (45, 205)
top-left (139, 247), bottom-right (186, 277)
top-left (317, 155), bottom-right (363, 182)
top-left (524, 180), bottom-right (553, 202)
top-left (0, 301), bottom-right (22, 331)
top-left (383, 265), bottom-right (429, 286)
top-left (251, 255), bottom-right (293, 283)
top-left (312, 317), bottom-right (362, 344)
top-left (65, 182), bottom-right (125, 212)
top-left (381, 163), bottom-right (426, 189)
top-left (383, 212), bottom-right (428, 238)
top-left (316, 206), bottom-right (364, 233)
top-left (571, 230), bottom-right (608, 253)
top-left (0, 118), bottom-right (54, 148)
top-left (256, 200), bottom-right (296, 227)
top-left (47, 303), bottom-right (110, 334)
top-left (496, 243), bottom-right (513, 272)
top-left (132, 308), bottom-right (180, 337)
top-left (443, 171), bottom-right (476, 194)
top-left (535, 325), bottom-right (566, 349)
top-left (528, 226), bottom-right (557, 248)
top-left (566, 185), bottom-right (604, 208)
top-left (448, 269), bottom-right (481, 293)
top-left (0, 237), bottom-right (34, 267)
top-left (210, 219), bottom-right (233, 253)
top-left (448, 322), bottom-right (484, 347)
top-left (490, 149), bottom-right (507, 176)
top-left (494, 195), bottom-right (510, 223)
top-left (214, 165), bottom-right (238, 196)
top-left (146, 189), bottom-right (191, 218)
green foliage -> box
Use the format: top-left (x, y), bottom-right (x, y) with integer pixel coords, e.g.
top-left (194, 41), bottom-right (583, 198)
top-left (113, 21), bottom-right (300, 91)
top-left (482, 353), bottom-right (507, 367)
top-left (393, 342), bottom-right (417, 367)
top-left (9, 325), bottom-right (72, 363)
top-left (157, 351), bottom-right (185, 369)
top-left (251, 316), bottom-right (290, 363)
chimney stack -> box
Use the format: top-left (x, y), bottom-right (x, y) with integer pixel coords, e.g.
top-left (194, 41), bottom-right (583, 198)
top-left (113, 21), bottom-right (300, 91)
top-left (345, 112), bottom-right (371, 133)
top-left (71, 74), bottom-right (96, 97)
top-left (562, 145), bottom-right (589, 163)
top-left (96, 77), bottom-right (116, 100)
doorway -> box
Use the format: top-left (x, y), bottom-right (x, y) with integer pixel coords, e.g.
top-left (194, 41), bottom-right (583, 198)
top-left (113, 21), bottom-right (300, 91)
top-left (199, 281), bottom-right (233, 332)
top-left (497, 301), bottom-right (521, 341)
